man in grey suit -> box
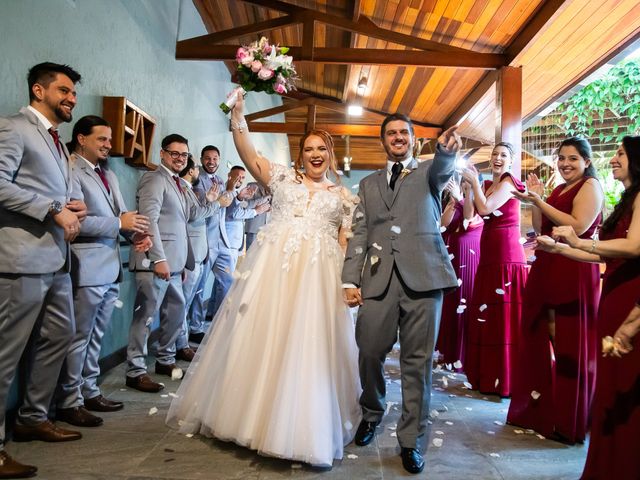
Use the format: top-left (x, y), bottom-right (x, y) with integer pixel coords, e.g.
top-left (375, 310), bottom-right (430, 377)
top-left (188, 145), bottom-right (233, 341)
top-left (0, 62), bottom-right (87, 478)
top-left (342, 114), bottom-right (460, 474)
top-left (208, 167), bottom-right (270, 317)
top-left (126, 134), bottom-right (220, 393)
top-left (171, 156), bottom-right (207, 361)
top-left (56, 115), bottom-right (152, 428)
top-left (244, 182), bottom-right (271, 249)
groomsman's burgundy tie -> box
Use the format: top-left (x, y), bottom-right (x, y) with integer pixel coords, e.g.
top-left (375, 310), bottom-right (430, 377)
top-left (94, 166), bottom-right (111, 194)
top-left (48, 128), bottom-right (62, 154)
top-left (173, 175), bottom-right (183, 193)
top-left (389, 162), bottom-right (403, 190)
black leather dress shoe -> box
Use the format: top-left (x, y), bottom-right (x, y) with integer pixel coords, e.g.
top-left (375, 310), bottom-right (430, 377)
top-left (355, 420), bottom-right (379, 446)
top-left (84, 395), bottom-right (124, 412)
top-left (188, 332), bottom-right (205, 344)
top-left (57, 406), bottom-right (103, 427)
top-left (401, 448), bottom-right (425, 474)
top-left (0, 451), bottom-right (37, 478)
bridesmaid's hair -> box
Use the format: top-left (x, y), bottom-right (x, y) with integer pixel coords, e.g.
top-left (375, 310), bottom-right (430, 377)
top-left (601, 135), bottom-right (640, 235)
top-left (293, 130), bottom-right (340, 184)
top-left (67, 115), bottom-right (110, 152)
top-left (493, 141), bottom-right (515, 159)
top-left (556, 137), bottom-right (597, 178)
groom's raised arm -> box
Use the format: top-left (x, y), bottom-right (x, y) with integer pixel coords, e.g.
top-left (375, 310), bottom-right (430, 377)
top-left (429, 126), bottom-right (461, 193)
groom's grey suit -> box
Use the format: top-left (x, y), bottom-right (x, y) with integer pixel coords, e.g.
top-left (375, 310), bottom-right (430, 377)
top-left (0, 107), bottom-right (75, 446)
top-left (342, 145), bottom-right (457, 449)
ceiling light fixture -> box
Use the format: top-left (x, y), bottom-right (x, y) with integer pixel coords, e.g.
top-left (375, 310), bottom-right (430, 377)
top-left (357, 76), bottom-right (368, 94)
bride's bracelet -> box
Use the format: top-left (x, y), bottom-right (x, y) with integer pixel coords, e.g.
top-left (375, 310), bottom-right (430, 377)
top-left (230, 118), bottom-right (248, 133)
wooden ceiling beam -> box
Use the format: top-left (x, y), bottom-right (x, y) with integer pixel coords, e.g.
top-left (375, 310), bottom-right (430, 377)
top-left (443, 71), bottom-right (498, 129)
top-left (244, 98), bottom-right (314, 121)
top-left (179, 16), bottom-right (298, 46)
top-left (176, 45), bottom-right (505, 68)
top-left (242, 122), bottom-right (440, 138)
top-left (341, 0), bottom-right (362, 102)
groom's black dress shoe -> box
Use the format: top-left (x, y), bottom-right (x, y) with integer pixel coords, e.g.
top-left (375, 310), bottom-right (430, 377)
top-left (401, 448), bottom-right (425, 474)
top-left (355, 420), bottom-right (379, 446)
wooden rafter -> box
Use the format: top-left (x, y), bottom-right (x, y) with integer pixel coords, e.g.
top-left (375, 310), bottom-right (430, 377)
top-left (241, 122), bottom-right (440, 138)
top-left (176, 0), bottom-right (507, 69)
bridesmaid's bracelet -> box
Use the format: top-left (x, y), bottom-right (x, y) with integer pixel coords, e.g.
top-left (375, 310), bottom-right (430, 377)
top-left (589, 238), bottom-right (597, 253)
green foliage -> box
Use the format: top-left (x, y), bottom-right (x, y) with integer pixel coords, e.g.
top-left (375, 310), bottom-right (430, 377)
top-left (557, 60), bottom-right (640, 142)
top-left (591, 152), bottom-right (624, 215)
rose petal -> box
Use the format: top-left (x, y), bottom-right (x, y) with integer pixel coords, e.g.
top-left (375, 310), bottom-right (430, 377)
top-left (463, 219), bottom-right (470, 230)
top-left (457, 278), bottom-right (463, 287)
top-left (493, 210), bottom-right (503, 217)
top-left (479, 304), bottom-right (488, 312)
top-left (114, 299), bottom-right (124, 309)
top-left (432, 438), bottom-right (443, 447)
top-left (391, 225), bottom-right (401, 234)
top-left (370, 255), bottom-right (379, 265)
top-left (519, 237), bottom-right (527, 245)
top-left (478, 318), bottom-right (486, 323)
top-left (469, 249), bottom-right (476, 255)
top-left (530, 390), bottom-right (541, 400)
top-left (355, 246), bottom-right (363, 254)
top-left (453, 360), bottom-right (463, 369)
top-left (141, 258), bottom-right (151, 268)
top-left (347, 454), bottom-right (358, 459)
top-left (440, 225), bottom-right (447, 233)
top-left (148, 407), bottom-right (158, 416)
top-left (495, 378), bottom-right (500, 388)
top-left (504, 282), bottom-right (511, 287)
top-left (449, 253), bottom-right (455, 261)
top-left (489, 453), bottom-right (500, 458)
top-left (495, 288), bottom-right (505, 295)
top-left (372, 243), bottom-right (383, 251)
top-left (171, 368), bottom-right (184, 380)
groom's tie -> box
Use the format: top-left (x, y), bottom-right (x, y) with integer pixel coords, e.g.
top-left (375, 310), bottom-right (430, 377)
top-left (389, 162), bottom-right (403, 190)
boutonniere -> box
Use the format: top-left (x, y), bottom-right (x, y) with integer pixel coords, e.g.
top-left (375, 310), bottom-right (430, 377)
top-left (400, 168), bottom-right (411, 179)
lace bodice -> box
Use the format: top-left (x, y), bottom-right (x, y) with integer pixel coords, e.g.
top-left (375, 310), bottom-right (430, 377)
top-left (253, 163), bottom-right (356, 270)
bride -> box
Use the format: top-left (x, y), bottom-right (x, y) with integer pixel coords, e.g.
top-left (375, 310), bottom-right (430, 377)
top-left (166, 93), bottom-right (361, 467)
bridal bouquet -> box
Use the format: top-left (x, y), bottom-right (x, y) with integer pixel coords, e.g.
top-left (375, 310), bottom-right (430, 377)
top-left (220, 37), bottom-right (298, 113)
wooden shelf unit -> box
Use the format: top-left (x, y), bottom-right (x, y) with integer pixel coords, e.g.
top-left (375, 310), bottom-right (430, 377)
top-left (102, 96), bottom-right (157, 170)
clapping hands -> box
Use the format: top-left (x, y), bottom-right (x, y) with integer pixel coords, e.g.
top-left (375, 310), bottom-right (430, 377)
top-left (513, 173), bottom-right (544, 205)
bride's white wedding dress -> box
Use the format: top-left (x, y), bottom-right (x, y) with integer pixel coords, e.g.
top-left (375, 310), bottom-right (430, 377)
top-left (166, 163), bottom-right (361, 467)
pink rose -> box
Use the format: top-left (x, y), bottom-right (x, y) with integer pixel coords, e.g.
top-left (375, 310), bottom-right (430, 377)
top-left (274, 83), bottom-right (286, 94)
top-left (250, 60), bottom-right (262, 72)
top-left (257, 68), bottom-right (274, 80)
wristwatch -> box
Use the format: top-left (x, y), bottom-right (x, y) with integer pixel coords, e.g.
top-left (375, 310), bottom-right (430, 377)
top-left (48, 200), bottom-right (63, 216)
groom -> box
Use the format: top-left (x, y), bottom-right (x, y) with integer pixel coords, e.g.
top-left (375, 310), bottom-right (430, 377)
top-left (342, 114), bottom-right (461, 474)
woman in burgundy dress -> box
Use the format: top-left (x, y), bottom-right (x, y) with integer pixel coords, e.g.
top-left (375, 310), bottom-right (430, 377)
top-left (437, 177), bottom-right (483, 368)
top-left (537, 136), bottom-right (640, 479)
top-left (462, 142), bottom-right (528, 397)
top-left (507, 137), bottom-right (603, 443)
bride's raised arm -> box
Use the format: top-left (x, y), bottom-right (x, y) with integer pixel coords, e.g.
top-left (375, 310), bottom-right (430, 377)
top-left (230, 93), bottom-right (272, 187)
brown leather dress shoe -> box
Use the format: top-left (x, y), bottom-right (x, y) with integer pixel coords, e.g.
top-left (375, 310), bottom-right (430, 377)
top-left (175, 347), bottom-right (196, 362)
top-left (125, 373), bottom-right (164, 393)
top-left (13, 420), bottom-right (82, 442)
top-left (57, 406), bottom-right (103, 427)
top-left (0, 451), bottom-right (37, 479)
top-left (155, 362), bottom-right (182, 378)
top-left (84, 395), bottom-right (124, 412)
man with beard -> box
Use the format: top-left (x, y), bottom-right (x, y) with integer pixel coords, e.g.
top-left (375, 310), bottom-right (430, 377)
top-left (0, 62), bottom-right (87, 478)
top-left (171, 156), bottom-right (209, 361)
top-left (342, 114), bottom-right (461, 474)
top-left (56, 115), bottom-right (152, 428)
top-left (188, 145), bottom-right (232, 342)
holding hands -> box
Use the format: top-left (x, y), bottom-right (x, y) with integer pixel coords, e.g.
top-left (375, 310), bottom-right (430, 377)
top-left (120, 211), bottom-right (150, 234)
top-left (67, 199), bottom-right (88, 222)
top-left (131, 232), bottom-right (153, 253)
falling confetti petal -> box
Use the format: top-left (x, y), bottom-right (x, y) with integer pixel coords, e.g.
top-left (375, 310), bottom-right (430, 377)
top-left (463, 219), bottom-right (470, 230)
top-left (148, 407), bottom-right (158, 416)
top-left (489, 453), bottom-right (501, 458)
top-left (456, 305), bottom-right (466, 314)
top-left (445, 421), bottom-right (454, 426)
top-left (185, 433), bottom-right (194, 438)
top-left (355, 246), bottom-right (363, 254)
top-left (493, 210), bottom-right (503, 217)
top-left (460, 298), bottom-right (466, 304)
top-left (195, 289), bottom-right (203, 295)
top-left (347, 454), bottom-right (358, 459)
top-left (446, 363), bottom-right (453, 371)
top-left (536, 434), bottom-right (546, 440)
top-left (494, 420), bottom-right (504, 426)
top-left (519, 237), bottom-right (527, 245)
top-left (355, 211), bottom-right (364, 219)
top-left (344, 421), bottom-right (353, 430)
top-left (478, 318), bottom-right (486, 323)
top-left (504, 282), bottom-right (511, 287)
top-left (370, 255), bottom-right (379, 266)
top-left (430, 409), bottom-right (440, 418)
top-left (465, 407), bottom-right (473, 411)
top-left (514, 429), bottom-right (524, 435)
top-left (440, 225), bottom-right (447, 233)
top-left (134, 305), bottom-right (142, 312)
top-left (528, 255), bottom-right (537, 262)
top-left (457, 278), bottom-right (463, 287)
top-left (352, 185), bottom-right (359, 190)
top-left (531, 390), bottom-right (541, 400)
top-left (388, 425), bottom-right (397, 431)
top-left (432, 438), bottom-right (443, 447)
top-left (435, 431), bottom-right (444, 435)
top-left (168, 392), bottom-right (178, 398)
top-left (391, 225), bottom-right (401, 234)
top-left (372, 243), bottom-right (383, 250)
top-left (171, 368), bottom-right (184, 380)
top-left (141, 258), bottom-right (151, 268)
top-left (453, 360), bottom-right (463, 369)
top-left (145, 317), bottom-right (153, 326)
top-left (483, 216), bottom-right (490, 220)
top-left (495, 378), bottom-right (500, 388)
top-left (495, 288), bottom-right (505, 295)
top-left (390, 432), bottom-right (397, 437)
top-left (469, 249), bottom-right (476, 255)
top-left (463, 382), bottom-right (472, 389)
top-left (479, 304), bottom-right (488, 312)
top-left (114, 299), bottom-right (123, 309)
top-left (160, 394), bottom-right (168, 398)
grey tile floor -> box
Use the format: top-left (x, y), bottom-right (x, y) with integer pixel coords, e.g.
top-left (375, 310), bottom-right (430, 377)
top-left (6, 347), bottom-right (587, 479)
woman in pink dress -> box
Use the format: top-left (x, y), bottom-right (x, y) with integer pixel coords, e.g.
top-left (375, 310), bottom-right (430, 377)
top-left (461, 142), bottom-right (528, 397)
top-left (507, 137), bottom-right (603, 443)
top-left (537, 136), bottom-right (640, 479)
top-left (437, 177), bottom-right (483, 368)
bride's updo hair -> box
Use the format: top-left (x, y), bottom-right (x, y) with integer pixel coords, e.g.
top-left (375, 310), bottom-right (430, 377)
top-left (293, 129), bottom-right (340, 184)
